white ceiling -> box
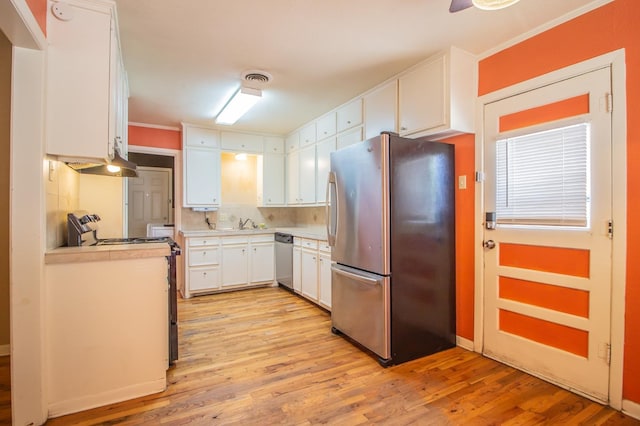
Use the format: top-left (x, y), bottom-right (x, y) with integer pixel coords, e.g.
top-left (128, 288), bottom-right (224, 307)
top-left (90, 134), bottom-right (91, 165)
top-left (115, 0), bottom-right (606, 135)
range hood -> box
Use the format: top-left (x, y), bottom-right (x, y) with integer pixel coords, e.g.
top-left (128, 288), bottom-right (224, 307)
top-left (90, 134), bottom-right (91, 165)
top-left (65, 149), bottom-right (138, 177)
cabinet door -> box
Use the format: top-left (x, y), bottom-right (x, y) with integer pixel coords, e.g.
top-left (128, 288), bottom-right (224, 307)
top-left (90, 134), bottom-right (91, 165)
top-left (316, 137), bottom-right (335, 204)
top-left (337, 98), bottom-right (363, 132)
top-left (316, 113), bottom-right (337, 140)
top-left (250, 242), bottom-right (274, 283)
top-left (298, 144), bottom-right (316, 204)
top-left (365, 80), bottom-right (398, 140)
top-left (184, 147), bottom-right (221, 207)
top-left (398, 55), bottom-right (446, 136)
top-left (301, 249), bottom-right (319, 301)
top-left (221, 245), bottom-right (249, 287)
top-left (336, 127), bottom-right (363, 151)
top-left (293, 246), bottom-right (302, 293)
top-left (220, 131), bottom-right (263, 153)
top-left (188, 268), bottom-right (220, 292)
top-left (299, 123), bottom-right (316, 147)
top-left (185, 126), bottom-right (220, 148)
top-left (46, 1), bottom-right (113, 160)
top-left (286, 132), bottom-right (299, 153)
top-left (264, 136), bottom-right (285, 155)
top-left (287, 150), bottom-right (300, 205)
top-left (318, 253), bottom-right (332, 309)
top-left (261, 154), bottom-right (285, 205)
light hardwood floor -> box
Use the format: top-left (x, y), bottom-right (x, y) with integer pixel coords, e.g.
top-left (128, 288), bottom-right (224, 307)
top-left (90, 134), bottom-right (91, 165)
top-left (1, 286), bottom-right (638, 425)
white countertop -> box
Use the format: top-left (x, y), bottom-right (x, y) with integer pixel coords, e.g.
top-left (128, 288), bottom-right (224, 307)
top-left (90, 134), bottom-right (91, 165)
top-left (179, 226), bottom-right (327, 241)
top-left (45, 243), bottom-right (171, 264)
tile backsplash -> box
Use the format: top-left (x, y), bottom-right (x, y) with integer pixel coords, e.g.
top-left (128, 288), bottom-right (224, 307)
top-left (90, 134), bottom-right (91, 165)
top-left (45, 160), bottom-right (80, 249)
top-left (180, 205), bottom-right (326, 231)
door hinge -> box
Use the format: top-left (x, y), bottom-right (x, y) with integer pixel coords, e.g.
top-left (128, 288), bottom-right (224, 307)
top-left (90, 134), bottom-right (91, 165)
top-left (475, 171), bottom-right (485, 182)
top-left (608, 219), bottom-right (614, 239)
top-left (599, 342), bottom-right (612, 365)
top-left (606, 92), bottom-right (613, 113)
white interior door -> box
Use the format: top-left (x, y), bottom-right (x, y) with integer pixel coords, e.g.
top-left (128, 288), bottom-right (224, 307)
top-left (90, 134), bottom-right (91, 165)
top-left (482, 67), bottom-right (613, 402)
top-left (128, 167), bottom-right (171, 237)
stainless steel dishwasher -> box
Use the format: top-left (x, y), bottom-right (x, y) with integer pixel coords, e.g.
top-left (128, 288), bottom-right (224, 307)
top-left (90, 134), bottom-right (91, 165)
top-left (275, 232), bottom-right (293, 290)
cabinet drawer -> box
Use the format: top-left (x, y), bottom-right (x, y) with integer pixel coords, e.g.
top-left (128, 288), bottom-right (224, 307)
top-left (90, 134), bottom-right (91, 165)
top-left (319, 241), bottom-right (331, 253)
top-left (221, 236), bottom-right (250, 245)
top-left (264, 136), bottom-right (285, 154)
top-left (221, 131), bottom-right (263, 153)
top-left (188, 237), bottom-right (219, 247)
top-left (300, 238), bottom-right (318, 250)
top-left (188, 247), bottom-right (219, 266)
top-left (286, 132), bottom-right (299, 153)
top-left (189, 267), bottom-right (220, 292)
top-left (337, 99), bottom-right (363, 132)
top-left (185, 126), bottom-right (220, 148)
top-left (299, 123), bottom-right (316, 147)
top-left (316, 113), bottom-right (336, 140)
top-left (250, 234), bottom-right (275, 244)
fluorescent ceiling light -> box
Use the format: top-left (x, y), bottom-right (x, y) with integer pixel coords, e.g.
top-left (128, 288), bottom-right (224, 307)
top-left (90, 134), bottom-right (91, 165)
top-left (472, 0), bottom-right (520, 10)
top-left (215, 86), bottom-right (261, 125)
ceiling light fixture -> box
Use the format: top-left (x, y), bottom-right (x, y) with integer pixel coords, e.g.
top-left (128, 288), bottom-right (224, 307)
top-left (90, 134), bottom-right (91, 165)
top-left (471, 0), bottom-right (520, 10)
top-left (215, 86), bottom-right (262, 125)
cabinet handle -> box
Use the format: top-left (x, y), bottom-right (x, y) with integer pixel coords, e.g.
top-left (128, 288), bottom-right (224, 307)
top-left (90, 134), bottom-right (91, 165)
top-left (203, 272), bottom-right (207, 276)
top-left (200, 140), bottom-right (205, 145)
top-left (202, 251), bottom-right (206, 256)
top-left (347, 120), bottom-right (351, 124)
top-left (400, 126), bottom-right (407, 131)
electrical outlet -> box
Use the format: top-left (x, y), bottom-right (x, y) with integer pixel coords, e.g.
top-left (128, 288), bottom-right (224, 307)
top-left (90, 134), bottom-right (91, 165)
top-left (458, 175), bottom-right (467, 190)
top-left (219, 213), bottom-right (228, 222)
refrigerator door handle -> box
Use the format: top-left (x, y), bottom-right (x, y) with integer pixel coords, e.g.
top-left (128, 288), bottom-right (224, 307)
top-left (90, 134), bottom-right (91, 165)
top-left (326, 172), bottom-right (337, 246)
top-left (332, 265), bottom-right (379, 286)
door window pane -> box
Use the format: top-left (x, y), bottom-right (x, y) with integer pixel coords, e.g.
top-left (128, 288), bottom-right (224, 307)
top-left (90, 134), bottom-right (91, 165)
top-left (496, 123), bottom-right (590, 226)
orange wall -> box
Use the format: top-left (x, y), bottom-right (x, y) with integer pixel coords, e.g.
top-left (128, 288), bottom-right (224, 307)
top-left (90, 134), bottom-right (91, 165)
top-left (479, 0), bottom-right (640, 403)
top-left (26, 0), bottom-right (47, 36)
top-left (443, 134), bottom-right (475, 341)
top-left (128, 125), bottom-right (181, 150)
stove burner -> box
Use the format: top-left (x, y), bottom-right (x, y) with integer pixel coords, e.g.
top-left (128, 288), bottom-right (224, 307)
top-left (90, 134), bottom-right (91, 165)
top-left (94, 237), bottom-right (171, 245)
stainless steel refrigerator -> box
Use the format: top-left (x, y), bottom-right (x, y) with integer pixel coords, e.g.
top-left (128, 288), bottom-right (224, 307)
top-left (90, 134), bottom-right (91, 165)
top-left (327, 132), bottom-right (455, 366)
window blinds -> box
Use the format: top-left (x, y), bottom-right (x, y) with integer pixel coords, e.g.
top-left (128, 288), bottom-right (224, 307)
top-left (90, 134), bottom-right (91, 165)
top-left (495, 123), bottom-right (590, 227)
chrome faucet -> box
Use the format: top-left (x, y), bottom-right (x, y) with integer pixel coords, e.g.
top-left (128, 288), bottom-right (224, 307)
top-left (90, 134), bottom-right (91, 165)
top-left (238, 218), bottom-right (251, 230)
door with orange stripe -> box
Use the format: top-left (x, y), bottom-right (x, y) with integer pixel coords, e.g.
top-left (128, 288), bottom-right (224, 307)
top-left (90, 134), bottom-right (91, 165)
top-left (482, 67), bottom-right (612, 402)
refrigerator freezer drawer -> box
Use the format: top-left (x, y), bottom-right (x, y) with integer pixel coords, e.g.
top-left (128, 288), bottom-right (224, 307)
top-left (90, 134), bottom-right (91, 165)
top-left (331, 264), bottom-right (390, 360)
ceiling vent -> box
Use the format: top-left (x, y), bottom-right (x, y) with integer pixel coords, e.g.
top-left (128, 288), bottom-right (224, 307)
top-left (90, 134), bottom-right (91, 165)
top-left (242, 70), bottom-right (272, 87)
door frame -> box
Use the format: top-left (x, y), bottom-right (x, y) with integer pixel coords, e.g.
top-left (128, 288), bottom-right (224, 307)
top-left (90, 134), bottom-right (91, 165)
top-left (474, 49), bottom-right (627, 409)
top-left (127, 144), bottom-right (182, 237)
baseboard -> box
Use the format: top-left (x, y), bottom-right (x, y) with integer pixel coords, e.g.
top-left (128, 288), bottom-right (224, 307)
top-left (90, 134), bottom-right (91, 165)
top-left (623, 399), bottom-right (640, 421)
top-left (47, 378), bottom-right (166, 418)
top-left (0, 344), bottom-right (9, 356)
top-left (456, 335), bottom-right (474, 351)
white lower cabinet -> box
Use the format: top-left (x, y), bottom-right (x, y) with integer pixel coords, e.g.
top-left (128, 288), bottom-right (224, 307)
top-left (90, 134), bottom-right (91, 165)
top-left (318, 242), bottom-right (332, 310)
top-left (183, 233), bottom-right (275, 297)
top-left (293, 237), bottom-right (331, 311)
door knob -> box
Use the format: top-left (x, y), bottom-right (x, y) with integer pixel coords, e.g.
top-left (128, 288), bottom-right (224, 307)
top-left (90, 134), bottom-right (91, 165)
top-left (483, 240), bottom-right (496, 249)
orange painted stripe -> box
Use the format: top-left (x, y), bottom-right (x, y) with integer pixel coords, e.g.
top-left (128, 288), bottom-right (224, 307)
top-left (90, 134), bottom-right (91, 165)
top-left (499, 276), bottom-right (589, 318)
top-left (500, 243), bottom-right (590, 278)
top-left (499, 94), bottom-right (590, 133)
top-left (499, 309), bottom-right (588, 357)
top-left (128, 125), bottom-right (182, 150)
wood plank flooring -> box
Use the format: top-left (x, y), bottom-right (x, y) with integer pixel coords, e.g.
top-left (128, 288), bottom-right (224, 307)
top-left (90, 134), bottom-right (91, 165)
top-left (1, 286), bottom-right (638, 425)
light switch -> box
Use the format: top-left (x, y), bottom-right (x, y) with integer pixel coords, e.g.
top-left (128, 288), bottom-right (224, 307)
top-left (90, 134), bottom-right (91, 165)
top-left (458, 175), bottom-right (467, 190)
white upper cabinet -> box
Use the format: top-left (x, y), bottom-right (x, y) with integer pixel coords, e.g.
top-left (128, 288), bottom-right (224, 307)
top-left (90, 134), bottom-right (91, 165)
top-left (285, 132), bottom-right (300, 153)
top-left (299, 122), bottom-right (317, 147)
top-left (258, 154), bottom-right (285, 206)
top-left (316, 137), bottom-right (336, 204)
top-left (336, 127), bottom-right (363, 151)
top-left (46, 0), bottom-right (124, 162)
top-left (364, 80), bottom-right (398, 140)
top-left (183, 124), bottom-right (221, 208)
top-left (264, 136), bottom-right (285, 154)
top-left (316, 113), bottom-right (337, 141)
top-left (220, 131), bottom-right (263, 153)
top-left (398, 47), bottom-right (476, 138)
top-left (185, 126), bottom-right (220, 148)
top-left (337, 98), bottom-right (363, 133)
